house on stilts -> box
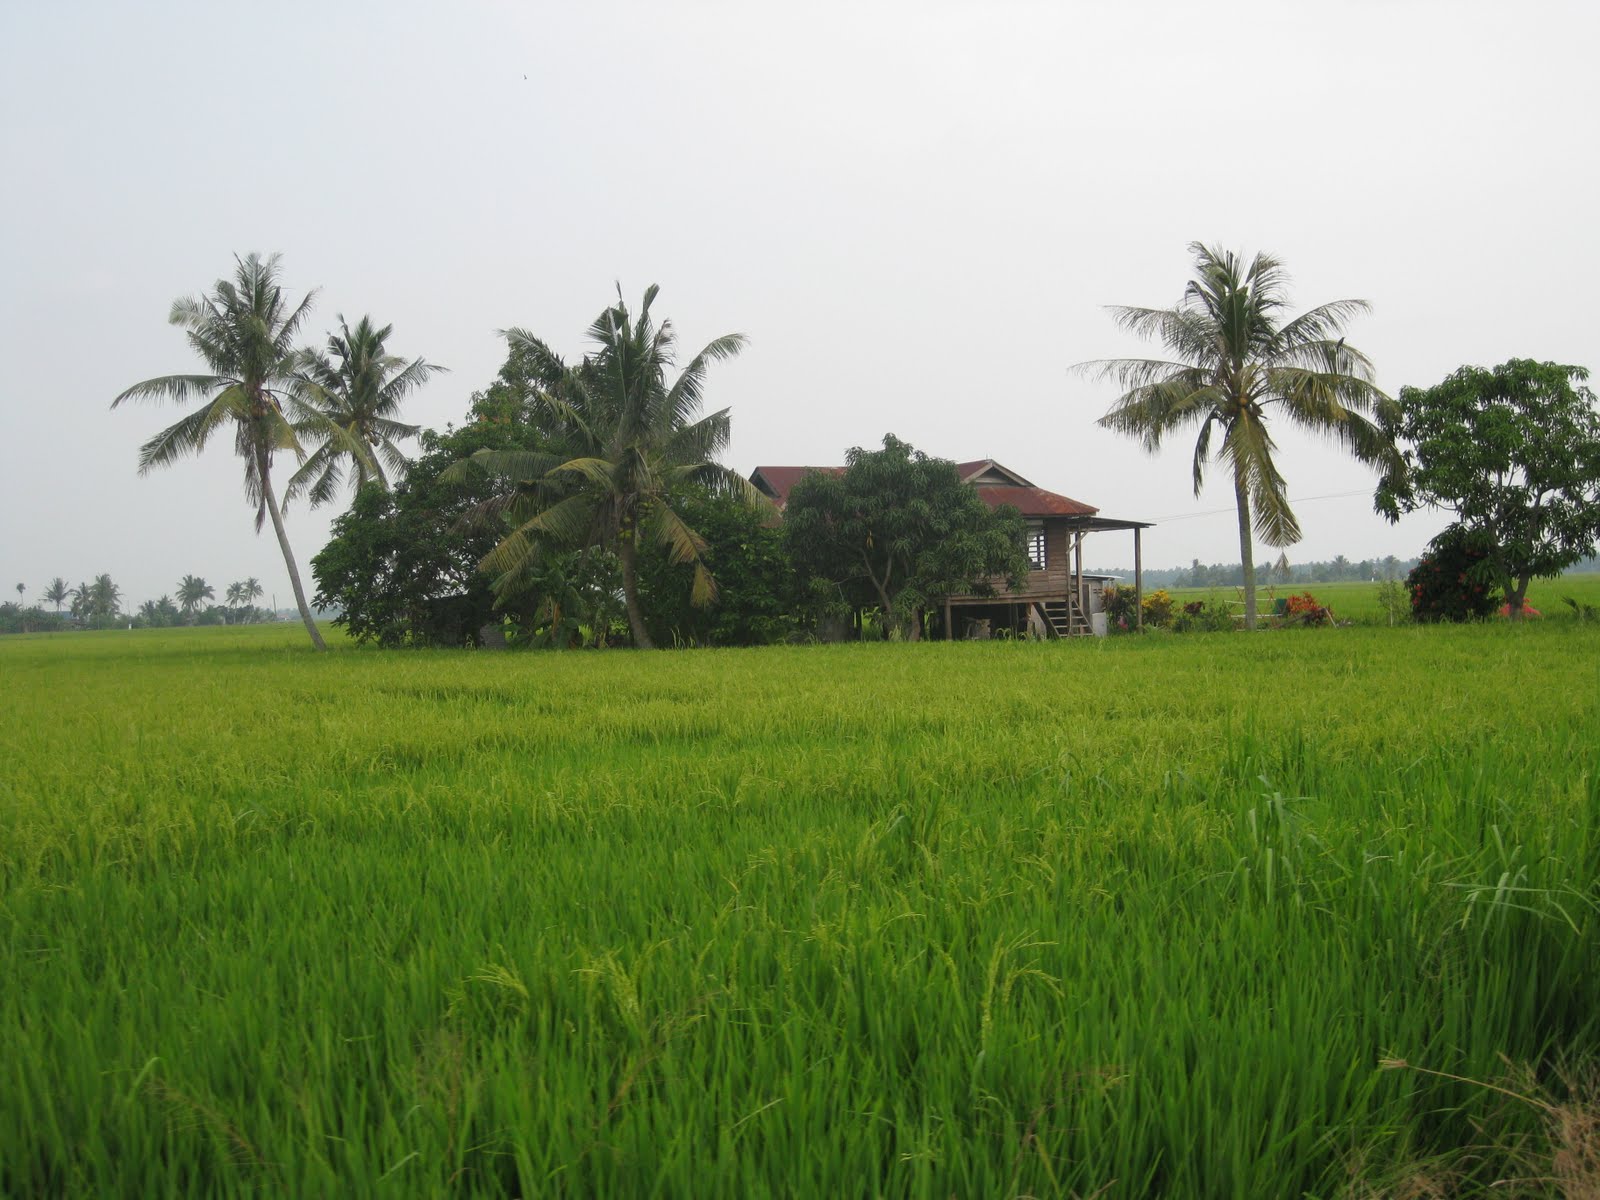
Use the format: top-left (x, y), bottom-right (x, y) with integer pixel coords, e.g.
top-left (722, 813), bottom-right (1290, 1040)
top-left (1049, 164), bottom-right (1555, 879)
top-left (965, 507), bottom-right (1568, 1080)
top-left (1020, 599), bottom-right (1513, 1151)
top-left (749, 458), bottom-right (1153, 638)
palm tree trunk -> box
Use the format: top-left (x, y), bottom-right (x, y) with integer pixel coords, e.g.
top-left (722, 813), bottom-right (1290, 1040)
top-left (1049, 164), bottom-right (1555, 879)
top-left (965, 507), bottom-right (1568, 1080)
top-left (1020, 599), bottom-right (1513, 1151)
top-left (1235, 471), bottom-right (1258, 631)
top-left (617, 535), bottom-right (654, 649)
top-left (258, 449), bottom-right (327, 651)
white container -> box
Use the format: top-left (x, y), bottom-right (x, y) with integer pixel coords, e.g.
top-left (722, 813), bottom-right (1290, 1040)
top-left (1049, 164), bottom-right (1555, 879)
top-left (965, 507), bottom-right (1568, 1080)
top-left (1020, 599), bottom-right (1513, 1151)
top-left (1091, 612), bottom-right (1108, 638)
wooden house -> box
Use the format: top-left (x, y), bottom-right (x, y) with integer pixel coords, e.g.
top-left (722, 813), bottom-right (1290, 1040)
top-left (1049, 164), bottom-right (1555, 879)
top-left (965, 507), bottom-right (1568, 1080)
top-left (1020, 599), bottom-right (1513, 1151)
top-left (749, 459), bottom-right (1152, 638)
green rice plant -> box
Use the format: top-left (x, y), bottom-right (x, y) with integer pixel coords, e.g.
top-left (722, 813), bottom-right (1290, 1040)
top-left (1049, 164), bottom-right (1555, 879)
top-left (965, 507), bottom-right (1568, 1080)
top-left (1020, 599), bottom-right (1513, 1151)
top-left (2, 620), bottom-right (1599, 1195)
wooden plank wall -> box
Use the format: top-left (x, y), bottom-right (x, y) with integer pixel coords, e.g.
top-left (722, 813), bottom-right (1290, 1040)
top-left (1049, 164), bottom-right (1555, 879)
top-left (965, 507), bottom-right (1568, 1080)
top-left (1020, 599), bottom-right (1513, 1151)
top-left (948, 521), bottom-right (1076, 603)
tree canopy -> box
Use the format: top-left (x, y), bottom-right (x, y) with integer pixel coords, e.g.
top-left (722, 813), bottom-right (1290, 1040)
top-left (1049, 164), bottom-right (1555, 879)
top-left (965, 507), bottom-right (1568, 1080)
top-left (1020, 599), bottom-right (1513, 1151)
top-left (1080, 243), bottom-right (1401, 628)
top-left (450, 285), bottom-right (760, 649)
top-left (783, 435), bottom-right (1028, 639)
top-left (289, 314), bottom-right (442, 505)
top-left (1377, 358), bottom-right (1600, 619)
top-left (112, 253), bottom-right (331, 650)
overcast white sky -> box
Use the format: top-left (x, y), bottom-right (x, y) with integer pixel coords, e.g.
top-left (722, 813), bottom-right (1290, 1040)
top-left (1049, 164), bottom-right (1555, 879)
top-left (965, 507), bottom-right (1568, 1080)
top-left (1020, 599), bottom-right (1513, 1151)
top-left (3, 1), bottom-right (1597, 606)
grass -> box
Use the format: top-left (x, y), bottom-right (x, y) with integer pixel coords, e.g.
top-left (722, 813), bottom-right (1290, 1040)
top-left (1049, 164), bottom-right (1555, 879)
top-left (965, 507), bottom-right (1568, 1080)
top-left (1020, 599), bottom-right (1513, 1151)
top-left (3, 618), bottom-right (1599, 1196)
top-left (1167, 571), bottom-right (1600, 625)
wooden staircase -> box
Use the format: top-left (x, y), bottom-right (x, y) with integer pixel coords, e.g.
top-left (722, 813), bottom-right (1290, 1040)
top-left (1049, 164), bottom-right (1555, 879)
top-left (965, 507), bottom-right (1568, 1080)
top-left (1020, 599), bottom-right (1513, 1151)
top-left (1038, 596), bottom-right (1092, 638)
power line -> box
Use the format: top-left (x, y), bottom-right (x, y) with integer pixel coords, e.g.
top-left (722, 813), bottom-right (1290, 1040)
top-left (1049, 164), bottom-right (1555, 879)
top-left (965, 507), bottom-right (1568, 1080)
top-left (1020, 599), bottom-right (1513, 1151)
top-left (1149, 489), bottom-right (1373, 524)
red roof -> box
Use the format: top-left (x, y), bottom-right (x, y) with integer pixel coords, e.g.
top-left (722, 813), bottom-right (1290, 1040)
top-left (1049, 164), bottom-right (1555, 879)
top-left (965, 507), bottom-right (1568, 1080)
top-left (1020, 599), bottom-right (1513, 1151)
top-left (973, 485), bottom-right (1098, 517)
top-left (749, 461), bottom-right (1098, 517)
top-left (749, 466), bottom-right (840, 507)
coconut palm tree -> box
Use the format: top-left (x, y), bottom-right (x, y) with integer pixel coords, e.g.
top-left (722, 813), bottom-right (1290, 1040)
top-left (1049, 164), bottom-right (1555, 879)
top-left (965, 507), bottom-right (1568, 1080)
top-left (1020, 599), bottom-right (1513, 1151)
top-left (452, 285), bottom-right (757, 649)
top-left (68, 581), bottom-right (91, 622)
top-left (112, 253), bottom-right (330, 650)
top-left (89, 574), bottom-right (122, 624)
top-left (1078, 243), bottom-right (1400, 628)
top-left (176, 575), bottom-right (213, 623)
top-left (43, 578), bottom-right (69, 613)
top-left (288, 315), bottom-right (442, 507)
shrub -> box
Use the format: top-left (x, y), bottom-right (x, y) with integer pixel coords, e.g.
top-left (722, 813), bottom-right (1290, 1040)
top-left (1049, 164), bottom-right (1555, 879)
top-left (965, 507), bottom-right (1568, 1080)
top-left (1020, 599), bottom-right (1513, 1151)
top-left (1375, 579), bottom-right (1409, 626)
top-left (1101, 584), bottom-right (1139, 632)
top-left (1284, 592), bottom-right (1330, 625)
top-left (1173, 599), bottom-right (1234, 633)
top-left (1141, 589), bottom-right (1175, 628)
top-left (1407, 527), bottom-right (1500, 622)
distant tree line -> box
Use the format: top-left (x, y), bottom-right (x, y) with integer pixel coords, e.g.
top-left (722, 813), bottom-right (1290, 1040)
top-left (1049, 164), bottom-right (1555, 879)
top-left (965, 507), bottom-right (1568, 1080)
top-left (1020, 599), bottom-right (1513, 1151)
top-left (0, 574), bottom-right (274, 635)
top-left (1089, 555), bottom-right (1422, 590)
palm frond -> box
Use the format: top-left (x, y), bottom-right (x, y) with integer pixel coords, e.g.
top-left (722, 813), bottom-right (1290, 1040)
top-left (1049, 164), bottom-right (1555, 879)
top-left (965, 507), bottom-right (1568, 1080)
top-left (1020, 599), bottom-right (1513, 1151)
top-left (136, 393), bottom-right (241, 473)
top-left (1096, 377), bottom-right (1222, 452)
top-left (664, 333), bottom-right (747, 429)
top-left (113, 374), bottom-right (231, 408)
top-left (1223, 415), bottom-right (1301, 548)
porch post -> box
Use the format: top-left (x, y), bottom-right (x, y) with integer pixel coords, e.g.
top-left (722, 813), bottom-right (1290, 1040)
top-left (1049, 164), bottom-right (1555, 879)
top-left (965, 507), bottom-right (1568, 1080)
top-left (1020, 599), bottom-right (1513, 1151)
top-left (1134, 527), bottom-right (1144, 631)
top-left (1074, 532), bottom-right (1085, 615)
top-left (944, 599), bottom-right (952, 641)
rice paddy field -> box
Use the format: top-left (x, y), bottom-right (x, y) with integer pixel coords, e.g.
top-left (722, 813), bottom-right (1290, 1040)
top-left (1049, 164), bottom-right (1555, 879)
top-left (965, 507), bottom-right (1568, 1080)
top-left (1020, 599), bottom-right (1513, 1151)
top-left (4, 613), bottom-right (1600, 1197)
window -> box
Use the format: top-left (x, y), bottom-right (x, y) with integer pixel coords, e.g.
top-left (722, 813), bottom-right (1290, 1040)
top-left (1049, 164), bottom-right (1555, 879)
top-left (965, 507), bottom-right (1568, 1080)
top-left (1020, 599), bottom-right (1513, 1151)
top-left (1026, 523), bottom-right (1046, 571)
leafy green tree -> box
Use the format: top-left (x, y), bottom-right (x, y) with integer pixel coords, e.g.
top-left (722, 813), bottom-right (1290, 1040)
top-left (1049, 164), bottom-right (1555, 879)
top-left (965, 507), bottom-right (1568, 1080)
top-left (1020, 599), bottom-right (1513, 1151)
top-left (1080, 243), bottom-right (1400, 628)
top-left (1377, 359), bottom-right (1600, 621)
top-left (636, 484), bottom-right (798, 646)
top-left (68, 581), bottom-right (91, 622)
top-left (783, 434), bottom-right (1029, 640)
top-left (43, 578), bottom-right (69, 613)
top-left (315, 421), bottom-right (543, 647)
top-left (1404, 526), bottom-right (1500, 622)
top-left (89, 574), bottom-right (122, 626)
top-left (112, 253), bottom-right (330, 650)
top-left (454, 285), bottom-right (758, 649)
top-left (176, 575), bottom-right (214, 623)
top-left (289, 315), bottom-right (443, 505)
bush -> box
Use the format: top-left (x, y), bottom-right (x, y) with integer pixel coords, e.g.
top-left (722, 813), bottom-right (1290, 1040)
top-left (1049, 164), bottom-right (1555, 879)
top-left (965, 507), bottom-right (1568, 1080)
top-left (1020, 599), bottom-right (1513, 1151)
top-left (1173, 599), bottom-right (1234, 633)
top-left (1141, 588), bottom-right (1175, 628)
top-left (1407, 527), bottom-right (1499, 622)
top-left (1283, 592), bottom-right (1330, 626)
top-left (1101, 584), bottom-right (1139, 632)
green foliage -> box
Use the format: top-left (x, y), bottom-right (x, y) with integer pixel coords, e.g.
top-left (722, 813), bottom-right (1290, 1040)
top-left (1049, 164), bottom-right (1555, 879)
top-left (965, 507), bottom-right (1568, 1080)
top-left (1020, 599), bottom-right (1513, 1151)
top-left (0, 605), bottom-right (65, 635)
top-left (1100, 583), bottom-right (1139, 631)
top-left (455, 286), bottom-right (759, 649)
top-left (176, 574), bottom-right (213, 621)
top-left (1406, 525), bottom-right (1500, 623)
top-left (1375, 578), bottom-right (1409, 626)
top-left (1379, 359), bottom-right (1600, 619)
top-left (5, 624), bottom-right (1600, 1194)
top-left (313, 421), bottom-right (535, 647)
top-left (635, 486), bottom-right (798, 646)
top-left (1082, 243), bottom-right (1401, 628)
top-left (1172, 597), bottom-right (1234, 633)
top-left (112, 252), bottom-right (328, 649)
top-left (287, 314), bottom-right (441, 506)
top-left (783, 435), bottom-right (1029, 639)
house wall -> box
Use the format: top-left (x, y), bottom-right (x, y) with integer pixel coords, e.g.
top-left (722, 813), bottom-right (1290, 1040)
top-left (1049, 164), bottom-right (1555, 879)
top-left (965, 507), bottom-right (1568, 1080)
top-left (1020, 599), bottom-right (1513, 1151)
top-left (948, 520), bottom-right (1083, 604)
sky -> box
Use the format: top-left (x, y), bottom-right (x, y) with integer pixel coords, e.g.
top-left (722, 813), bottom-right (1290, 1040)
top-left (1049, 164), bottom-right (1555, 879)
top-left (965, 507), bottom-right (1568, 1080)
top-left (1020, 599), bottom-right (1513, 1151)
top-left (3, 1), bottom-right (1597, 608)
